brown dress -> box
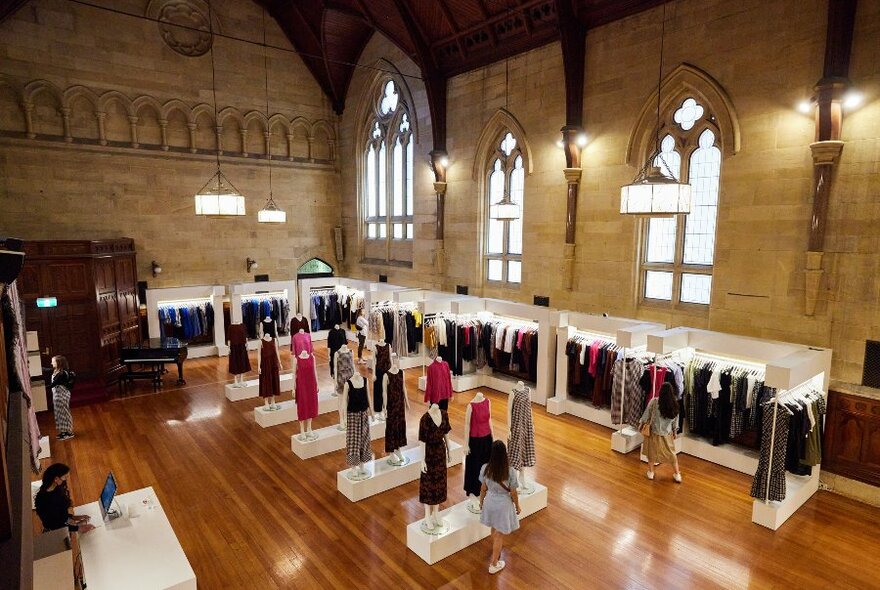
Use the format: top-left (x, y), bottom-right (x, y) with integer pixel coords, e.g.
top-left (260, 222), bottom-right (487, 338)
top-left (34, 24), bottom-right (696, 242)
top-left (419, 411), bottom-right (451, 505)
top-left (258, 338), bottom-right (281, 398)
top-left (290, 315), bottom-right (310, 335)
top-left (384, 370), bottom-right (407, 452)
top-left (227, 323), bottom-right (251, 375)
top-left (373, 343), bottom-right (392, 413)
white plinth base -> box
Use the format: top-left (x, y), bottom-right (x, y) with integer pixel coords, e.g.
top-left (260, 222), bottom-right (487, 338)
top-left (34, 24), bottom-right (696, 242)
top-left (611, 426), bottom-right (643, 454)
top-left (680, 436), bottom-right (759, 475)
top-left (224, 373), bottom-right (293, 401)
top-left (336, 441), bottom-right (465, 502)
top-left (38, 435), bottom-right (50, 460)
top-left (640, 434), bottom-right (683, 462)
top-left (291, 419), bottom-right (385, 459)
top-left (751, 472), bottom-right (820, 530)
top-left (565, 399), bottom-right (615, 429)
top-left (254, 391), bottom-right (338, 428)
top-left (418, 375), bottom-right (427, 391)
top-left (545, 397), bottom-right (564, 415)
top-left (406, 482), bottom-right (548, 565)
top-left (452, 374), bottom-right (482, 392)
top-left (398, 355), bottom-right (425, 370)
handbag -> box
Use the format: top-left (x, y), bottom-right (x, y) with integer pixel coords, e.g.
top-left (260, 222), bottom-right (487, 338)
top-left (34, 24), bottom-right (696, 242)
top-left (639, 401), bottom-right (655, 437)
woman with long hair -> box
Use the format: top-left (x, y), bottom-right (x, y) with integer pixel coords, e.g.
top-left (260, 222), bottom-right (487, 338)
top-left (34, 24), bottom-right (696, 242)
top-left (34, 463), bottom-right (94, 533)
top-left (639, 382), bottom-right (682, 482)
top-left (478, 440), bottom-right (522, 574)
top-left (50, 355), bottom-right (75, 440)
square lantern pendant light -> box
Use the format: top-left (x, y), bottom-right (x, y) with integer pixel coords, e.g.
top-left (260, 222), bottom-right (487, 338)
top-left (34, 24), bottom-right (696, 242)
top-left (195, 169), bottom-right (246, 216)
top-left (489, 192), bottom-right (520, 221)
top-left (257, 194), bottom-right (286, 223)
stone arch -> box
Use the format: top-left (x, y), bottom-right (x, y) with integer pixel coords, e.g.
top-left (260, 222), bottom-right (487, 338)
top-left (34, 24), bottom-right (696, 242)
top-left (100, 91), bottom-right (134, 144)
top-left (289, 116), bottom-right (310, 159)
top-left (97, 90), bottom-right (133, 117)
top-left (268, 113), bottom-right (290, 158)
top-left (471, 108), bottom-right (534, 181)
top-left (311, 119), bottom-right (334, 161)
top-left (626, 63), bottom-right (740, 167)
top-left (23, 79), bottom-right (63, 108)
top-left (161, 99), bottom-right (193, 124)
top-left (132, 95), bottom-right (163, 146)
top-left (192, 103), bottom-right (216, 151)
top-left (219, 106), bottom-right (244, 153)
top-left (23, 80), bottom-right (63, 137)
top-left (243, 110), bottom-right (267, 156)
top-left (354, 58), bottom-right (420, 148)
top-left (64, 87), bottom-right (99, 141)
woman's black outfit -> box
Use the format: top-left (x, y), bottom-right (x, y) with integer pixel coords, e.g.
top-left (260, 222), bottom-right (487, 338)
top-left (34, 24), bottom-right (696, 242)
top-left (35, 486), bottom-right (78, 532)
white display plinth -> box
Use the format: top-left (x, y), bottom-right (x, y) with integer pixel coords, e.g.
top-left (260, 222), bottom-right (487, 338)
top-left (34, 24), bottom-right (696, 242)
top-left (291, 419), bottom-right (385, 459)
top-left (565, 400), bottom-right (614, 429)
top-left (611, 426), bottom-right (643, 454)
top-left (640, 435), bottom-right (683, 462)
top-left (545, 397), bottom-right (564, 415)
top-left (680, 436), bottom-right (759, 475)
top-left (418, 375), bottom-right (427, 391)
top-left (406, 482), bottom-right (548, 565)
top-left (452, 374), bottom-right (483, 392)
top-left (751, 471), bottom-right (820, 530)
top-left (76, 486), bottom-right (196, 590)
top-left (38, 435), bottom-right (50, 460)
top-left (254, 391), bottom-right (338, 428)
top-left (31, 381), bottom-right (48, 413)
top-left (224, 373), bottom-right (293, 401)
top-left (336, 442), bottom-right (464, 502)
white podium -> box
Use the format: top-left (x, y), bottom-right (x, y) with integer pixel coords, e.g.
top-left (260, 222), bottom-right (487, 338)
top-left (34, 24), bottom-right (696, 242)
top-left (336, 441), bottom-right (465, 502)
top-left (254, 391), bottom-right (338, 428)
top-left (291, 419), bottom-right (385, 459)
top-left (75, 487), bottom-right (196, 590)
top-left (406, 482), bottom-right (548, 565)
top-left (224, 373), bottom-right (293, 401)
top-left (611, 425), bottom-right (643, 454)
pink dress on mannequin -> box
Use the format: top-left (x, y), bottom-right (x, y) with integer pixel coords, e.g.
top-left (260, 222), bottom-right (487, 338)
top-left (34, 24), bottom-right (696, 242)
top-left (292, 331), bottom-right (313, 355)
top-left (295, 354), bottom-right (319, 420)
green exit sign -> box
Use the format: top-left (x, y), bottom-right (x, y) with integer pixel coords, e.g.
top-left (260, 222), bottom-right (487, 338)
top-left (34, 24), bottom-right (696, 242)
top-left (36, 297), bottom-right (57, 308)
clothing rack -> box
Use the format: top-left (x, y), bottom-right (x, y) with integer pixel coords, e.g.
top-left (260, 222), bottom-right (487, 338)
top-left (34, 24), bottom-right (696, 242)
top-left (146, 284), bottom-right (228, 358)
top-left (158, 297), bottom-right (212, 306)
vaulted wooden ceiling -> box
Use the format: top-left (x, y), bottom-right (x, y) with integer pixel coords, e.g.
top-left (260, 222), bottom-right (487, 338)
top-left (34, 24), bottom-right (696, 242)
top-left (257, 0), bottom-right (669, 115)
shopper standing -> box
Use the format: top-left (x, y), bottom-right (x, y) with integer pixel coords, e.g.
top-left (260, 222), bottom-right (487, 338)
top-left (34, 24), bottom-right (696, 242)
top-left (355, 313), bottom-right (368, 365)
top-left (478, 440), bottom-right (522, 574)
top-left (639, 382), bottom-right (682, 482)
top-left (50, 355), bottom-right (75, 440)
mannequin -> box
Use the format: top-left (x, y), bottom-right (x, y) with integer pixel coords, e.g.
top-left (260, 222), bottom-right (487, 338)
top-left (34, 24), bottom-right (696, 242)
top-left (419, 403), bottom-right (452, 533)
top-left (293, 348), bottom-right (319, 441)
top-left (291, 327), bottom-right (313, 357)
top-left (226, 322), bottom-right (250, 387)
top-left (334, 342), bottom-right (355, 415)
top-left (289, 312), bottom-right (310, 336)
top-left (507, 381), bottom-right (536, 494)
top-left (424, 356), bottom-right (453, 410)
top-left (383, 353), bottom-right (410, 465)
top-left (342, 372), bottom-right (374, 479)
top-left (464, 391), bottom-right (493, 512)
top-left (372, 339), bottom-right (391, 420)
top-left (257, 318), bottom-right (282, 411)
top-left (327, 323), bottom-right (347, 377)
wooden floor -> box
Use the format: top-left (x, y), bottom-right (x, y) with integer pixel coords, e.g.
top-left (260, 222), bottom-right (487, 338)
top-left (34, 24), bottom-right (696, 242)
top-left (36, 342), bottom-right (880, 589)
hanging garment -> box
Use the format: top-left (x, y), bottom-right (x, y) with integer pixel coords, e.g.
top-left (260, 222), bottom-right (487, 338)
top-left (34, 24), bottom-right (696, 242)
top-left (345, 379), bottom-right (372, 467)
top-left (418, 411), bottom-right (452, 505)
top-left (611, 357), bottom-right (647, 426)
top-left (384, 370), bottom-right (407, 452)
top-left (227, 323), bottom-right (251, 375)
top-left (258, 339), bottom-right (281, 398)
top-left (373, 343), bottom-right (392, 413)
top-left (508, 386), bottom-right (536, 470)
top-left (334, 348), bottom-right (355, 396)
top-left (290, 315), bottom-right (310, 335)
top-left (291, 331), bottom-right (313, 356)
top-left (424, 359), bottom-right (453, 406)
top-left (327, 327), bottom-right (348, 377)
top-left (294, 354), bottom-right (319, 421)
top-left (750, 403), bottom-right (791, 502)
top-left (464, 398), bottom-right (493, 496)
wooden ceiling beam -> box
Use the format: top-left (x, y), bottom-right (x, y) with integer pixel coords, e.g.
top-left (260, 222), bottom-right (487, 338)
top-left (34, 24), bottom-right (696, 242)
top-left (436, 1), bottom-right (468, 57)
top-left (430, 0), bottom-right (551, 48)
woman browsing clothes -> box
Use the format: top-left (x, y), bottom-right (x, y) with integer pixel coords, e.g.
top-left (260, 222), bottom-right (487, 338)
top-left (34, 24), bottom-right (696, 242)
top-left (639, 382), bottom-right (682, 483)
top-left (478, 440), bottom-right (522, 575)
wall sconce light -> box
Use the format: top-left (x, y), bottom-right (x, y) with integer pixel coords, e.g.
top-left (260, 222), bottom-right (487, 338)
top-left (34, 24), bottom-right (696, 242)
top-left (246, 257), bottom-right (258, 273)
top-left (557, 133), bottom-right (589, 149)
top-left (842, 90), bottom-right (863, 111)
top-left (151, 260), bottom-right (162, 277)
top-left (797, 100), bottom-right (813, 114)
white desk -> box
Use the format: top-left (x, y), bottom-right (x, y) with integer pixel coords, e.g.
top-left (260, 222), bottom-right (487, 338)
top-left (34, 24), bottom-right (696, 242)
top-left (76, 487), bottom-right (196, 590)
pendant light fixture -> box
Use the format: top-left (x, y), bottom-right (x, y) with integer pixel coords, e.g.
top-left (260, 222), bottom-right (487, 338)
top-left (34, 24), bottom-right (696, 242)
top-left (194, 0), bottom-right (245, 216)
top-left (620, 4), bottom-right (691, 217)
top-left (489, 0), bottom-right (520, 222)
top-left (257, 7), bottom-right (286, 224)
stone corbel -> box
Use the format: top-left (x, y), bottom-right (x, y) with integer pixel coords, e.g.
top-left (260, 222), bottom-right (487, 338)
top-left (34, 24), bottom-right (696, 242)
top-left (804, 140), bottom-right (844, 316)
top-left (60, 107), bottom-right (72, 142)
top-left (562, 166), bottom-right (582, 290)
top-left (128, 115), bottom-right (140, 148)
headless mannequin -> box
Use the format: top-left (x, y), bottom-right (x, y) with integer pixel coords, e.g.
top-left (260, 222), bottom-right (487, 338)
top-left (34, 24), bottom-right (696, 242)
top-left (333, 342), bottom-right (352, 418)
top-left (464, 391), bottom-right (492, 511)
top-left (421, 403), bottom-right (451, 531)
top-left (372, 339), bottom-right (389, 421)
top-left (341, 373), bottom-right (374, 478)
top-left (508, 381), bottom-right (533, 493)
top-left (430, 356), bottom-right (452, 408)
top-left (293, 349), bottom-right (319, 441)
top-left (257, 319), bottom-right (281, 410)
top-left (228, 323), bottom-right (248, 387)
top-left (383, 352), bottom-right (410, 465)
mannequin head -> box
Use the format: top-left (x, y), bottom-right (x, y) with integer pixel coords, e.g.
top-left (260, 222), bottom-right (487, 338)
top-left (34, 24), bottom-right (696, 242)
top-left (484, 441), bottom-right (510, 484)
top-left (390, 352), bottom-right (399, 370)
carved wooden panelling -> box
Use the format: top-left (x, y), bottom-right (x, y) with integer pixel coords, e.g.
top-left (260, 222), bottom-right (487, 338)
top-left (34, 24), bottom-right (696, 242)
top-left (115, 257), bottom-right (136, 290)
top-left (95, 258), bottom-right (116, 294)
top-left (824, 390), bottom-right (880, 487)
top-left (45, 262), bottom-right (90, 298)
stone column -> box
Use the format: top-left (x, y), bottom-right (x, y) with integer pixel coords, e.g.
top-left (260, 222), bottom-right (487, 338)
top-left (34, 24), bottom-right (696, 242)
top-left (60, 107), bottom-right (72, 142)
top-left (286, 133), bottom-right (294, 161)
top-left (215, 126), bottom-right (223, 155)
top-left (240, 129), bottom-right (248, 157)
top-left (307, 134), bottom-right (314, 161)
top-left (158, 118), bottom-right (168, 151)
top-left (128, 115), bottom-right (140, 148)
top-left (22, 101), bottom-right (35, 139)
top-left (264, 131), bottom-right (271, 157)
top-left (95, 110), bottom-right (107, 145)
top-left (560, 125), bottom-right (584, 290)
top-left (187, 122), bottom-right (197, 153)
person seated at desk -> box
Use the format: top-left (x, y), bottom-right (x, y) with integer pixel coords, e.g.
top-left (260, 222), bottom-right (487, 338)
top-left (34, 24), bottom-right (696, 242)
top-left (35, 463), bottom-right (95, 534)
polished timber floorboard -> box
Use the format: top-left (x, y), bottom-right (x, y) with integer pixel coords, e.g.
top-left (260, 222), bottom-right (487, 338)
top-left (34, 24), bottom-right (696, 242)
top-left (37, 343), bottom-right (880, 589)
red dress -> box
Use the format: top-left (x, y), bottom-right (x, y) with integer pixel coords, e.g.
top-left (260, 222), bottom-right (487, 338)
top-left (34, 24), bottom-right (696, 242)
top-left (291, 331), bottom-right (313, 355)
top-left (294, 354), bottom-right (319, 420)
top-left (227, 323), bottom-right (251, 375)
top-left (258, 338), bottom-right (281, 398)
top-left (424, 360), bottom-right (453, 404)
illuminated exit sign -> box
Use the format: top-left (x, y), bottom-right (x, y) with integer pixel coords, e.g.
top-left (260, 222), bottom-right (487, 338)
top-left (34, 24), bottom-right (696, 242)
top-left (36, 297), bottom-right (57, 308)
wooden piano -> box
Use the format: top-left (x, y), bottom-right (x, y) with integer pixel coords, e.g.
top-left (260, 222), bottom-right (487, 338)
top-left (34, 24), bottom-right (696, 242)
top-left (120, 338), bottom-right (188, 391)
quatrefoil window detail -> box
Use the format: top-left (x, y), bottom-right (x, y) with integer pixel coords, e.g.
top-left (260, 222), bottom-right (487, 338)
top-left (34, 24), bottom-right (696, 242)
top-left (673, 97), bottom-right (705, 131)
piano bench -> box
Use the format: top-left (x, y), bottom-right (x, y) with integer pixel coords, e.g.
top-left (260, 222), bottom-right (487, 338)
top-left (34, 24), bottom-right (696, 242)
top-left (119, 359), bottom-right (175, 392)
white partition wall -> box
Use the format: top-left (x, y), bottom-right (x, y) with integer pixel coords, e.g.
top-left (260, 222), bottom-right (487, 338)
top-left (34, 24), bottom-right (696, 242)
top-left (646, 327), bottom-right (832, 530)
top-left (146, 285), bottom-right (227, 358)
top-left (547, 313), bottom-right (665, 427)
top-left (298, 277), bottom-right (370, 342)
top-left (229, 280), bottom-right (297, 350)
